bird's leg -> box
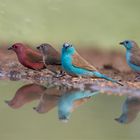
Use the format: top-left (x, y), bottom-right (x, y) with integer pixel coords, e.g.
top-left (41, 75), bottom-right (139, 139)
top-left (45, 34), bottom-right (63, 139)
top-left (54, 70), bottom-right (65, 78)
top-left (78, 76), bottom-right (82, 80)
top-left (134, 72), bottom-right (140, 81)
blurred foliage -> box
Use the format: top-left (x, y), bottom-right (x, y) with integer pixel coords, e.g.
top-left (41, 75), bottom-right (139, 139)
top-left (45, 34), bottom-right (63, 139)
top-left (0, 0), bottom-right (140, 48)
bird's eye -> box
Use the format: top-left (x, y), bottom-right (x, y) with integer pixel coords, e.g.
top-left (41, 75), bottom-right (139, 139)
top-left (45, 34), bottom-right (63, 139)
top-left (125, 41), bottom-right (129, 44)
top-left (14, 45), bottom-right (18, 49)
top-left (63, 43), bottom-right (70, 49)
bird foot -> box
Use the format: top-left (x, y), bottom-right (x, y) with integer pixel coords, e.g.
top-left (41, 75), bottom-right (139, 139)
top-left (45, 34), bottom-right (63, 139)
top-left (134, 75), bottom-right (140, 82)
top-left (53, 72), bottom-right (65, 78)
top-left (117, 81), bottom-right (124, 86)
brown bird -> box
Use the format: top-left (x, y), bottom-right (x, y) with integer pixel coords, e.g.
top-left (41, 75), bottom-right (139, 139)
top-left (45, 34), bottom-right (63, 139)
top-left (36, 43), bottom-right (64, 77)
top-left (5, 83), bottom-right (46, 109)
top-left (8, 43), bottom-right (45, 70)
top-left (33, 94), bottom-right (59, 114)
top-left (33, 85), bottom-right (64, 113)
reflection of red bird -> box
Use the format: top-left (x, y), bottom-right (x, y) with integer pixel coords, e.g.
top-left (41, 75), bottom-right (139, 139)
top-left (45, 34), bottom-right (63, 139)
top-left (8, 43), bottom-right (45, 70)
top-left (5, 83), bottom-right (46, 109)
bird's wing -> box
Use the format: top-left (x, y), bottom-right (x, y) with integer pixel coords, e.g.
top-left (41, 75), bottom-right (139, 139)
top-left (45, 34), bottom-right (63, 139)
top-left (26, 50), bottom-right (43, 63)
top-left (47, 55), bottom-right (61, 65)
top-left (72, 52), bottom-right (97, 71)
top-left (130, 47), bottom-right (140, 66)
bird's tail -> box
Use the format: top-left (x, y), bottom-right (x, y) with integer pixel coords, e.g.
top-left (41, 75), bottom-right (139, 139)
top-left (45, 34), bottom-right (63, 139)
top-left (92, 71), bottom-right (123, 86)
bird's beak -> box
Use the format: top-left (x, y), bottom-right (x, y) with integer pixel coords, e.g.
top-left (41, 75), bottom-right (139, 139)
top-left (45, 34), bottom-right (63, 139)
top-left (36, 46), bottom-right (40, 50)
top-left (8, 46), bottom-right (12, 50)
top-left (119, 42), bottom-right (124, 45)
top-left (33, 107), bottom-right (37, 110)
top-left (5, 100), bottom-right (10, 105)
top-left (114, 118), bottom-right (119, 122)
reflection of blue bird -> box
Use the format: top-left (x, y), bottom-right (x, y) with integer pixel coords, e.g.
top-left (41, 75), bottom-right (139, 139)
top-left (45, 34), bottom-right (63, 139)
top-left (120, 40), bottom-right (140, 74)
top-left (61, 43), bottom-right (122, 86)
top-left (58, 90), bottom-right (99, 122)
top-left (115, 96), bottom-right (140, 124)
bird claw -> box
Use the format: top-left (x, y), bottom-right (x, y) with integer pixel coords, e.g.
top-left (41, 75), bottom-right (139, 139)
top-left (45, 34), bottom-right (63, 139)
top-left (53, 72), bottom-right (65, 78)
top-left (53, 74), bottom-right (63, 78)
top-left (134, 75), bottom-right (140, 82)
top-left (117, 81), bottom-right (124, 86)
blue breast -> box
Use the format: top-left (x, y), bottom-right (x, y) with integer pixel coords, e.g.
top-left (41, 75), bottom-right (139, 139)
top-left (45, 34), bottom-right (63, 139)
top-left (126, 51), bottom-right (140, 72)
top-left (61, 54), bottom-right (93, 76)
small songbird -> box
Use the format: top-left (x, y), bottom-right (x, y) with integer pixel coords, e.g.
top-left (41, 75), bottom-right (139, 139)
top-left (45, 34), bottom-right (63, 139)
top-left (33, 93), bottom-right (59, 114)
top-left (61, 43), bottom-right (123, 85)
top-left (5, 83), bottom-right (45, 109)
top-left (33, 85), bottom-right (63, 113)
top-left (8, 43), bottom-right (45, 70)
top-left (120, 40), bottom-right (140, 79)
top-left (37, 43), bottom-right (64, 77)
top-left (58, 89), bottom-right (99, 122)
top-left (115, 96), bottom-right (140, 124)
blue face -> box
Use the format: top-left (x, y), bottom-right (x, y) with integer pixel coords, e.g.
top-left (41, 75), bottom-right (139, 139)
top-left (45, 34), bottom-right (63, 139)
top-left (120, 40), bottom-right (133, 50)
top-left (62, 43), bottom-right (75, 55)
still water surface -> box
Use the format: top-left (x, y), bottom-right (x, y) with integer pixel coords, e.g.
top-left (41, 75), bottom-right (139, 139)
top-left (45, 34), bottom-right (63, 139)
top-left (0, 79), bottom-right (140, 140)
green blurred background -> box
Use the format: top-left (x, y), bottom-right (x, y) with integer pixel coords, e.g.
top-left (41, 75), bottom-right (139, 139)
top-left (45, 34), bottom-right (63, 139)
top-left (0, 0), bottom-right (140, 48)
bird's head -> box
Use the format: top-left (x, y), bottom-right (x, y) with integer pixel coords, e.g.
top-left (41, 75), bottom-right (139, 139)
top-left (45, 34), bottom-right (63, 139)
top-left (36, 43), bottom-right (53, 55)
top-left (33, 106), bottom-right (45, 114)
top-left (62, 43), bottom-right (75, 55)
top-left (8, 43), bottom-right (24, 53)
top-left (5, 100), bottom-right (22, 109)
top-left (119, 40), bottom-right (137, 50)
top-left (58, 110), bottom-right (70, 123)
top-left (115, 114), bottom-right (128, 124)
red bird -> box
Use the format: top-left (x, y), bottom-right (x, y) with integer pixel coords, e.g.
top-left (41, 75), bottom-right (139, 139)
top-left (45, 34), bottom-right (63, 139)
top-left (8, 43), bottom-right (45, 70)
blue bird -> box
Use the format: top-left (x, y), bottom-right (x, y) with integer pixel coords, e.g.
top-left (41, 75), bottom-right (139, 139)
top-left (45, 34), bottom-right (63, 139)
top-left (115, 96), bottom-right (140, 124)
top-left (61, 43), bottom-right (123, 86)
top-left (58, 90), bottom-right (99, 122)
top-left (120, 40), bottom-right (140, 79)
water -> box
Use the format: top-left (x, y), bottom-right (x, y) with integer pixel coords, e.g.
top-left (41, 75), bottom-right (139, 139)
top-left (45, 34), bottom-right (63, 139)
top-left (0, 72), bottom-right (140, 140)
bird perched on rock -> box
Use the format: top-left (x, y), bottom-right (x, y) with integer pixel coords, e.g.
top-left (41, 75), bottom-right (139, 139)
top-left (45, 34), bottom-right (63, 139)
top-left (120, 40), bottom-right (140, 79)
top-left (8, 43), bottom-right (45, 70)
top-left (37, 43), bottom-right (64, 77)
top-left (61, 43), bottom-right (123, 86)
top-left (115, 96), bottom-right (140, 124)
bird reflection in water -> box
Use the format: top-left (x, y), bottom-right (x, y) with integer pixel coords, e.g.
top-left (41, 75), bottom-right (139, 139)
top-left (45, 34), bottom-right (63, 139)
top-left (58, 89), bottom-right (99, 122)
top-left (5, 82), bottom-right (99, 122)
top-left (5, 83), bottom-right (46, 109)
top-left (33, 85), bottom-right (64, 113)
top-left (115, 96), bottom-right (140, 124)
